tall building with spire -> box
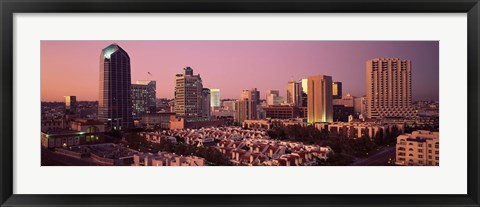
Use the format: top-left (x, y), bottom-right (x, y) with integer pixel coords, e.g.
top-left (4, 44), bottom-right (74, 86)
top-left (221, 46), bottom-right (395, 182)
top-left (98, 43), bottom-right (132, 130)
top-left (174, 67), bottom-right (205, 121)
top-left (366, 58), bottom-right (414, 119)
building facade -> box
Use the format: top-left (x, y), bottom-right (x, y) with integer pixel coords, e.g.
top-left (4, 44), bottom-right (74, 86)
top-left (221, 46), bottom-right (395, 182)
top-left (286, 81), bottom-right (303, 106)
top-left (131, 80), bottom-right (156, 118)
top-left (395, 130), bottom-right (439, 166)
top-left (307, 75), bottom-right (333, 123)
top-left (64, 96), bottom-right (77, 114)
top-left (210, 88), bottom-right (221, 108)
top-left (332, 82), bottom-right (342, 99)
top-left (366, 58), bottom-right (414, 119)
top-left (235, 88), bottom-right (260, 123)
top-left (174, 67), bottom-right (205, 121)
top-left (98, 43), bottom-right (132, 130)
top-left (202, 88), bottom-right (211, 118)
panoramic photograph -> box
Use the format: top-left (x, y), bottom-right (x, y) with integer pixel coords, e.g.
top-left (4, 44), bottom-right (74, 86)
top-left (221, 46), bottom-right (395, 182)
top-left (40, 41), bottom-right (439, 166)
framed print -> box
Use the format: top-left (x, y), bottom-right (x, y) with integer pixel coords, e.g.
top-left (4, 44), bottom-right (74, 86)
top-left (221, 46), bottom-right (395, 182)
top-left (1, 0), bottom-right (479, 206)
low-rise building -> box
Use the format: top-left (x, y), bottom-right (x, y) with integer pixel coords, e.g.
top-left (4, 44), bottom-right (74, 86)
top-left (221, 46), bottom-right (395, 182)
top-left (133, 152), bottom-right (206, 166)
top-left (41, 119), bottom-right (105, 149)
top-left (395, 130), bottom-right (439, 166)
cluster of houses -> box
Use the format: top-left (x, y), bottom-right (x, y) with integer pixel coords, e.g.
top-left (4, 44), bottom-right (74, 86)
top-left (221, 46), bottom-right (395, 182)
top-left (139, 127), bottom-right (333, 166)
top-left (133, 152), bottom-right (206, 166)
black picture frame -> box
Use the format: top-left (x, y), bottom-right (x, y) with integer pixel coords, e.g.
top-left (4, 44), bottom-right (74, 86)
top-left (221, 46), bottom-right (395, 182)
top-left (1, 0), bottom-right (479, 206)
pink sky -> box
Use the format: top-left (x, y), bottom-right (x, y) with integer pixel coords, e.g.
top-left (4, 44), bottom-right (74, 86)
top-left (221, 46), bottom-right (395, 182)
top-left (41, 41), bottom-right (439, 102)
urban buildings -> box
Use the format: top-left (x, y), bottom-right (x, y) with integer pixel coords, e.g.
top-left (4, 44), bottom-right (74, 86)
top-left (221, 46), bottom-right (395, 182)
top-left (307, 75), bottom-right (333, 123)
top-left (286, 80), bottom-right (303, 106)
top-left (366, 58), bottom-right (414, 119)
top-left (265, 90), bottom-right (283, 106)
top-left (134, 152), bottom-right (206, 166)
top-left (235, 88), bottom-right (260, 123)
top-left (332, 82), bottom-right (342, 99)
top-left (41, 119), bottom-right (105, 149)
top-left (131, 80), bottom-right (157, 118)
top-left (395, 130), bottom-right (439, 166)
top-left (265, 90), bottom-right (279, 101)
top-left (174, 67), bottom-right (205, 121)
top-left (64, 96), bottom-right (77, 114)
top-left (98, 43), bottom-right (133, 130)
top-left (210, 89), bottom-right (221, 108)
top-left (202, 88), bottom-right (211, 118)
top-left (354, 96), bottom-right (367, 117)
top-left (263, 105), bottom-right (306, 119)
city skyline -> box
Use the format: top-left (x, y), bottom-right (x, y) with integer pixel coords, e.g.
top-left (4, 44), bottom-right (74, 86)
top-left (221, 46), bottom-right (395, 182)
top-left (41, 41), bottom-right (439, 102)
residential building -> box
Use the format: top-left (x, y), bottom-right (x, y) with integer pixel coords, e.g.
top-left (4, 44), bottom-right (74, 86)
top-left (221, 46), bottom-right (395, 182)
top-left (395, 130), bottom-right (439, 166)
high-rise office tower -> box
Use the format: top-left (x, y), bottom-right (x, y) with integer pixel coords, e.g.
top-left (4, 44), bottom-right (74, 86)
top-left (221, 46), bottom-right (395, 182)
top-left (366, 58), bottom-right (414, 119)
top-left (174, 67), bottom-right (204, 121)
top-left (235, 88), bottom-right (260, 123)
top-left (307, 75), bottom-right (333, 123)
top-left (286, 81), bottom-right (303, 106)
top-left (202, 88), bottom-right (211, 118)
top-left (98, 43), bottom-right (132, 130)
top-left (210, 89), bottom-right (221, 108)
top-left (131, 80), bottom-right (156, 118)
top-left (64, 96), bottom-right (77, 114)
top-left (332, 82), bottom-right (342, 99)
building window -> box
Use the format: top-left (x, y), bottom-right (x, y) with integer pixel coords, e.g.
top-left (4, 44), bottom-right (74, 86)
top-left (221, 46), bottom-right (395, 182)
top-left (419, 155), bottom-right (423, 158)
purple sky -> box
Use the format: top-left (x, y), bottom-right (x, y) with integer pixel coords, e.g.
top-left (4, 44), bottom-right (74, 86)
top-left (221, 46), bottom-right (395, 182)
top-left (41, 41), bottom-right (439, 102)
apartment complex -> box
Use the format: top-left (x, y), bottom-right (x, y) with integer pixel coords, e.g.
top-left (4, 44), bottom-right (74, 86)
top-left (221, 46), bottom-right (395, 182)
top-left (395, 130), bottom-right (439, 166)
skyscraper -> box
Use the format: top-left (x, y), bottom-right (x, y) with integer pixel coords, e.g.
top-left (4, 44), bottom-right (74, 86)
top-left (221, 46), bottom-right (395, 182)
top-left (202, 88), bottom-right (211, 118)
top-left (210, 89), bottom-right (221, 108)
top-left (174, 67), bottom-right (204, 121)
top-left (332, 82), bottom-right (342, 99)
top-left (235, 88), bottom-right (260, 123)
top-left (307, 75), bottom-right (333, 123)
top-left (98, 43), bottom-right (132, 130)
top-left (366, 58), bottom-right (414, 119)
top-left (131, 80), bottom-right (156, 118)
top-left (64, 96), bottom-right (77, 114)
top-left (286, 81), bottom-right (303, 106)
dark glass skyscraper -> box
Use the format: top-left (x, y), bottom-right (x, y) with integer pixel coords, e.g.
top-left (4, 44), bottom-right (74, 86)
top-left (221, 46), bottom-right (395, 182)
top-left (98, 43), bottom-right (132, 130)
